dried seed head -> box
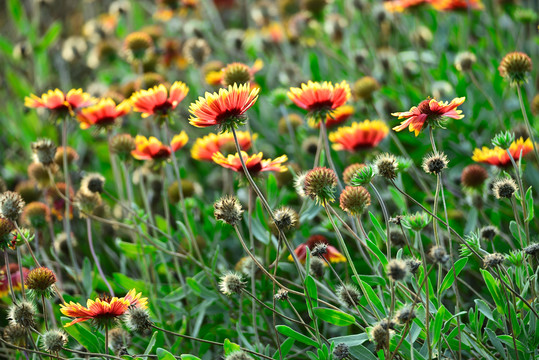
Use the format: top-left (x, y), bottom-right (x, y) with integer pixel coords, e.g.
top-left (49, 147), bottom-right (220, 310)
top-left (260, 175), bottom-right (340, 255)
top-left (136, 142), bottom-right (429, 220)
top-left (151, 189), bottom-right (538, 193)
top-left (74, 188), bottom-right (102, 216)
top-left (222, 63), bottom-right (252, 87)
top-left (15, 181), bottom-right (40, 204)
top-left (353, 76), bottom-right (380, 100)
top-left (219, 272), bottom-right (246, 296)
top-left (374, 153), bottom-right (398, 180)
top-left (422, 152), bottom-right (449, 175)
top-left (303, 167), bottom-right (338, 205)
top-left (31, 139), bottom-right (57, 166)
top-left (124, 32), bottom-right (154, 61)
top-left (461, 164), bottom-right (488, 189)
top-left (8, 301), bottom-right (36, 328)
top-left (109, 134), bottom-right (136, 159)
top-left (311, 242), bottom-right (328, 257)
top-left (54, 146), bottom-right (79, 167)
top-left (21, 202), bottom-right (50, 229)
top-left (0, 191), bottom-right (25, 222)
top-left (429, 246), bottom-right (449, 264)
top-left (234, 256), bottom-right (262, 277)
top-left (480, 226), bottom-right (498, 241)
top-left (274, 288), bottom-right (289, 301)
top-left (309, 257), bottom-right (325, 278)
top-left (81, 173), bottom-right (105, 194)
top-left (337, 284), bottom-right (361, 308)
top-left (339, 186), bottom-right (371, 215)
top-left (301, 136), bottom-right (320, 156)
top-left (386, 259), bottom-right (408, 282)
top-left (168, 180), bottom-right (196, 202)
top-left (183, 38), bottom-right (211, 66)
top-left (109, 328), bottom-right (131, 353)
top-left (124, 307), bottom-right (153, 334)
top-left (371, 323), bottom-right (392, 351)
top-left (498, 51), bottom-right (532, 85)
top-left (483, 253), bottom-right (506, 268)
top-left (26, 267), bottom-right (56, 297)
top-left (28, 162), bottom-right (54, 188)
top-left (294, 172), bottom-right (309, 198)
top-left (0, 217), bottom-right (15, 239)
top-left (3, 324), bottom-right (27, 345)
top-left (395, 305), bottom-right (416, 324)
top-left (523, 243), bottom-right (539, 257)
top-left (492, 178), bottom-right (518, 199)
top-left (214, 195), bottom-right (243, 226)
top-left (271, 207), bottom-right (299, 233)
top-left (389, 229), bottom-right (406, 247)
top-left (406, 258), bottom-right (421, 274)
top-left (454, 52), bottom-right (477, 72)
top-left (41, 329), bottom-right (68, 353)
top-left (225, 351), bottom-right (253, 360)
top-left (343, 163), bottom-right (365, 185)
top-left (333, 343), bottom-right (350, 360)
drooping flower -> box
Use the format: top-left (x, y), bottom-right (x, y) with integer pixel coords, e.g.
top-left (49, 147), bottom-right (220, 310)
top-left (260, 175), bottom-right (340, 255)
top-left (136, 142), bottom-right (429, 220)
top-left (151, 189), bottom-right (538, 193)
top-left (329, 120), bottom-right (389, 152)
top-left (0, 264), bottom-right (29, 298)
top-left (472, 137), bottom-right (533, 167)
top-left (188, 83), bottom-right (259, 131)
top-left (130, 81), bottom-right (189, 118)
top-left (288, 81), bottom-right (351, 120)
top-left (309, 105), bottom-right (354, 129)
top-left (498, 51), bottom-right (532, 85)
top-left (77, 98), bottom-right (131, 129)
top-left (191, 131), bottom-right (256, 162)
top-left (220, 60), bottom-right (264, 87)
top-left (131, 132), bottom-right (188, 161)
top-left (212, 151), bottom-right (287, 175)
top-left (288, 235), bottom-right (346, 264)
top-left (25, 89), bottom-right (93, 115)
top-left (392, 97), bottom-right (465, 136)
top-left (60, 289), bottom-right (147, 327)
top-left (430, 0), bottom-right (484, 11)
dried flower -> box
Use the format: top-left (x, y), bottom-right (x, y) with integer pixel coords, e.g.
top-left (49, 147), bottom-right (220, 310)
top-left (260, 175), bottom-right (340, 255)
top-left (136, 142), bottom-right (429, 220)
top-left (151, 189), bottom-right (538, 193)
top-left (339, 186), bottom-right (371, 215)
top-left (309, 257), bottom-right (326, 278)
top-left (31, 139), bottom-right (57, 166)
top-left (492, 178), bottom-right (518, 199)
top-left (303, 167), bottom-right (338, 205)
top-left (523, 243), bottom-right (539, 257)
top-left (8, 301), bottom-right (36, 328)
top-left (480, 226), bottom-right (498, 241)
top-left (333, 343), bottom-right (350, 359)
top-left (271, 207), bottom-right (299, 233)
top-left (214, 195), bottom-right (243, 226)
top-left (429, 245), bottom-right (449, 264)
top-left (483, 253), bottom-right (505, 268)
top-left (0, 191), bottom-right (25, 222)
top-left (395, 305), bottom-right (416, 324)
top-left (374, 153), bottom-right (398, 180)
top-left (219, 272), bottom-right (246, 296)
top-left (81, 173), bottom-right (105, 194)
top-left (422, 152), bottom-right (449, 174)
top-left (225, 351), bottom-right (253, 360)
top-left (336, 284), bottom-right (361, 308)
top-left (406, 258), bottom-right (421, 274)
top-left (454, 52), bottom-right (476, 72)
top-left (386, 259), bottom-right (408, 281)
top-left (124, 306), bottom-right (153, 334)
top-left (41, 329), bottom-right (68, 353)
top-left (274, 288), bottom-right (289, 301)
top-left (353, 76), bottom-right (380, 101)
top-left (461, 164), bottom-right (488, 189)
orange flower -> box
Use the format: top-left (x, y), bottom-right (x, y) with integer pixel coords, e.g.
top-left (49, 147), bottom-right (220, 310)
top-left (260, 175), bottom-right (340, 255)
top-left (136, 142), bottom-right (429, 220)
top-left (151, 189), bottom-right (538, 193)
top-left (309, 105), bottom-right (354, 129)
top-left (0, 264), bottom-right (29, 298)
top-left (77, 98), bottom-right (131, 129)
top-left (329, 120), bottom-right (389, 152)
top-left (191, 131), bottom-right (256, 161)
top-left (392, 97), bottom-right (465, 136)
top-left (131, 132), bottom-right (188, 161)
top-left (384, 0), bottom-right (427, 12)
top-left (288, 81), bottom-right (351, 118)
top-left (288, 235), bottom-right (346, 264)
top-left (472, 138), bottom-right (533, 167)
top-left (189, 83), bottom-right (259, 130)
top-left (60, 289), bottom-right (147, 327)
top-left (430, 0), bottom-right (483, 11)
top-left (212, 151), bottom-right (287, 175)
top-left (25, 89), bottom-right (93, 115)
top-left (130, 81), bottom-right (189, 118)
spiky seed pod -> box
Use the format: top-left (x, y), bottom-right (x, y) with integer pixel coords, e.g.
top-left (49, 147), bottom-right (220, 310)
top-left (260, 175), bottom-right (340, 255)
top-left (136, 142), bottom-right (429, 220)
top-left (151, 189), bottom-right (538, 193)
top-left (124, 307), bottom-right (153, 334)
top-left (389, 215), bottom-right (404, 225)
top-left (183, 38), bottom-right (211, 66)
top-left (278, 113), bottom-right (303, 134)
top-left (167, 180), bottom-right (196, 202)
top-left (311, 242), bottom-right (328, 257)
top-left (109, 328), bottom-right (131, 353)
top-left (406, 259), bottom-right (421, 274)
top-left (293, 172), bottom-right (309, 199)
top-left (225, 351), bottom-right (253, 360)
top-left (3, 324), bottom-right (27, 345)
top-left (422, 152), bottom-right (449, 175)
top-left (0, 178), bottom-right (6, 193)
top-left (343, 163), bottom-right (365, 185)
top-left (124, 32), bottom-right (153, 61)
top-left (219, 272), bottom-right (246, 296)
top-left (337, 284), bottom-right (361, 308)
top-left (498, 51), bottom-right (532, 85)
top-left (0, 191), bottom-right (25, 222)
top-left (25, 267), bottom-right (56, 298)
top-left (303, 167), bottom-right (338, 205)
top-left (54, 146), bottom-right (79, 167)
top-left (301, 136), bottom-right (320, 155)
top-left (81, 173), bottom-right (105, 194)
top-left (8, 301), bottom-right (36, 328)
top-left (271, 207), bottom-right (299, 233)
top-left (28, 162), bottom-right (54, 188)
top-left (491, 131), bottom-right (515, 150)
top-left (429, 246), bottom-right (449, 264)
top-left (109, 134), bottom-right (136, 159)
top-left (532, 94), bottom-right (539, 116)
top-left (234, 256), bottom-right (263, 277)
top-left (386, 259), bottom-right (408, 282)
top-left (454, 52), bottom-right (477, 72)
top-left (492, 178), bottom-right (518, 199)
top-left (351, 164), bottom-right (375, 186)
top-left (483, 253), bottom-right (506, 268)
top-left (222, 63), bottom-right (252, 87)
top-left (339, 186), bottom-right (371, 215)
top-left (214, 195), bottom-right (243, 226)
top-left (353, 76), bottom-right (380, 100)
top-left (14, 181), bottom-right (40, 203)
top-left (523, 243), bottom-right (539, 257)
top-left (480, 226), bottom-right (498, 241)
top-left (31, 139), bottom-right (57, 166)
top-left (371, 323), bottom-right (392, 351)
top-left (41, 329), bottom-right (68, 353)
top-left (309, 257), bottom-right (325, 278)
top-left (389, 229), bottom-right (406, 247)
top-left (74, 189), bottom-right (102, 216)
top-left (374, 153), bottom-right (398, 180)
top-left (333, 343), bottom-right (350, 360)
top-left (395, 306), bottom-right (416, 324)
top-left (403, 212), bottom-right (430, 231)
top-left (0, 217), bottom-right (15, 241)
top-left (274, 288), bottom-right (289, 301)
top-left (461, 164), bottom-right (488, 189)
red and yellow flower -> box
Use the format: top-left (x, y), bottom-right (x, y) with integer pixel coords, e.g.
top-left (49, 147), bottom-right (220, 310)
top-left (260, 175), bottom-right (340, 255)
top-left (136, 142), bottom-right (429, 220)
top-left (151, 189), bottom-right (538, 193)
top-left (288, 81), bottom-right (351, 118)
top-left (0, 264), bottom-right (29, 298)
top-left (130, 81), bottom-right (189, 118)
top-left (384, 0), bottom-right (427, 12)
top-left (329, 120), bottom-right (389, 152)
top-left (47, 183), bottom-right (74, 221)
top-left (77, 98), bottom-right (131, 129)
top-left (212, 151), bottom-right (287, 175)
top-left (191, 131), bottom-right (256, 161)
top-left (472, 137), bottom-right (533, 167)
top-left (131, 132), bottom-right (188, 161)
top-left (309, 105), bottom-right (354, 129)
top-left (25, 89), bottom-right (93, 115)
top-left (189, 83), bottom-right (259, 130)
top-left (392, 97), bottom-right (465, 136)
top-left (430, 0), bottom-right (483, 11)
top-left (288, 235), bottom-right (346, 264)
top-left (60, 289), bottom-right (147, 327)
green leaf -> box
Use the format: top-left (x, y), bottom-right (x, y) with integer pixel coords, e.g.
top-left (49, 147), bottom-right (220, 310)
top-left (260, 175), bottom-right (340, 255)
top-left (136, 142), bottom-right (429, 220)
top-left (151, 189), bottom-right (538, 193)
top-left (480, 269), bottom-right (506, 314)
top-left (223, 339), bottom-right (241, 355)
top-left (440, 258), bottom-right (467, 293)
top-left (348, 344), bottom-right (377, 360)
top-left (112, 273), bottom-right (146, 292)
top-left (361, 280), bottom-right (386, 316)
top-left (38, 22), bottom-right (62, 50)
top-left (497, 335), bottom-right (527, 352)
top-left (144, 331), bottom-right (158, 354)
top-left (329, 333), bottom-right (369, 347)
top-left (276, 325), bottom-right (318, 347)
top-left (181, 356), bottom-right (202, 360)
top-left (369, 211), bottom-right (387, 241)
top-left (61, 317), bottom-right (104, 354)
top-left (432, 305), bottom-right (446, 346)
top-left (525, 187), bottom-right (534, 222)
top-left (273, 338), bottom-right (295, 359)
top-left (365, 235), bottom-right (388, 267)
top-left (157, 348), bottom-right (176, 360)
top-left (313, 307), bottom-right (355, 326)
top-left (475, 299), bottom-right (495, 322)
top-left (309, 52), bottom-right (321, 81)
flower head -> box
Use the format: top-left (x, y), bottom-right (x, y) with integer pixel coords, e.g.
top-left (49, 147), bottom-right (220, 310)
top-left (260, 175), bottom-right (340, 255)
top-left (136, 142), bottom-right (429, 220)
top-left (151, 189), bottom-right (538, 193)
top-left (0, 264), bottom-right (29, 298)
top-left (191, 131), bottom-right (255, 162)
top-left (430, 0), bottom-right (484, 11)
top-left (492, 177), bottom-right (518, 199)
top-left (31, 139), bottom-right (57, 166)
top-left (461, 164), bottom-right (488, 189)
top-left (130, 81), bottom-right (189, 118)
top-left (384, 0), bottom-right (427, 12)
top-left (25, 89), bottom-right (93, 116)
top-left (77, 98), bottom-right (130, 129)
top-left (392, 97), bottom-right (465, 136)
top-left (0, 191), bottom-right (25, 222)
top-left (336, 283), bottom-right (361, 308)
top-left (499, 51), bottom-right (532, 85)
top-left (329, 120), bottom-right (389, 152)
top-left (303, 167), bottom-right (338, 205)
top-left (124, 31), bottom-right (154, 62)
top-left (343, 163), bottom-right (365, 185)
top-left (189, 83), bottom-right (259, 131)
top-left (339, 186), bottom-right (371, 215)
top-left (131, 133), bottom-right (188, 161)
top-left (422, 152), bottom-right (449, 174)
top-left (81, 173), bottom-right (106, 194)
top-left (221, 60), bottom-right (263, 87)
top-left (309, 105), bottom-right (354, 129)
top-left (472, 137), bottom-right (533, 167)
top-left (289, 235), bottom-right (346, 264)
top-left (41, 329), bottom-right (68, 353)
top-left (109, 133), bottom-right (136, 159)
top-left (25, 267), bottom-right (57, 298)
top-left (386, 259), bottom-right (408, 281)
top-left (483, 253), bottom-right (505, 268)
top-left (212, 151), bottom-right (287, 175)
top-left (350, 164), bottom-right (376, 186)
top-left (288, 81), bottom-right (351, 120)
top-left (124, 307), bottom-right (153, 334)
top-left (219, 272), bottom-right (246, 296)
top-left (21, 202), bottom-right (51, 229)
top-left (60, 289), bottom-right (147, 327)
top-left (353, 76), bottom-right (380, 100)
top-left (8, 301), bottom-right (36, 328)
top-left (454, 52), bottom-right (477, 72)
top-left (374, 153), bottom-right (398, 180)
top-left (214, 195), bottom-right (243, 226)
top-left (47, 183), bottom-right (73, 221)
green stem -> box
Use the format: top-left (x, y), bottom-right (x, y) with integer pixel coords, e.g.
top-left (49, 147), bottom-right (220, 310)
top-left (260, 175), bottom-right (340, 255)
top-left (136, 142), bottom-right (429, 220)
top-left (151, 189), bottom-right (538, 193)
top-left (516, 85), bottom-right (539, 164)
